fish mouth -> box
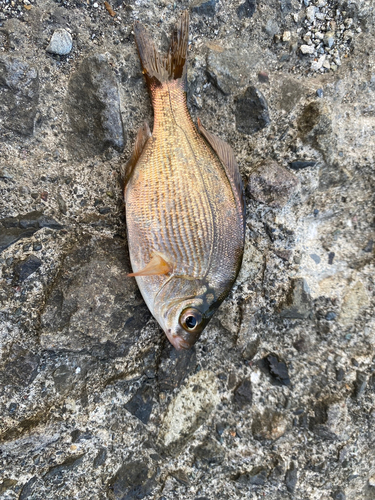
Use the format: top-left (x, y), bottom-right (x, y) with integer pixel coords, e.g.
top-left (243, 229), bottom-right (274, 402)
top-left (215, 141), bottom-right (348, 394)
top-left (166, 329), bottom-right (192, 351)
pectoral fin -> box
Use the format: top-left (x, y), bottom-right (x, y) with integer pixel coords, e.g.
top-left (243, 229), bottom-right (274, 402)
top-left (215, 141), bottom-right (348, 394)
top-left (197, 118), bottom-right (246, 220)
top-left (127, 252), bottom-right (172, 277)
top-left (122, 122), bottom-right (151, 189)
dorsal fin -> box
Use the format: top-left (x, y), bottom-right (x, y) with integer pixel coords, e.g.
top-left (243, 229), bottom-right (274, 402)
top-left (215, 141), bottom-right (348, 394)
top-left (127, 252), bottom-right (172, 277)
top-left (197, 118), bottom-right (246, 223)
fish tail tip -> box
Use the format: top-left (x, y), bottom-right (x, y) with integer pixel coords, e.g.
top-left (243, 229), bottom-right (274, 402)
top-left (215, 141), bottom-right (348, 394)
top-left (134, 11), bottom-right (189, 90)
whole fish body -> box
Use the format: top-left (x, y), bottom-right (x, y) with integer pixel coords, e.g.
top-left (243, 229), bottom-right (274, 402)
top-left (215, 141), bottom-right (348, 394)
top-left (124, 11), bottom-right (246, 350)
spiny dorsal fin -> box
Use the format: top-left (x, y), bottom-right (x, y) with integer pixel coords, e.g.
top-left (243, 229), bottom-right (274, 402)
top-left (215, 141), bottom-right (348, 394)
top-left (134, 11), bottom-right (189, 91)
top-left (127, 252), bottom-right (172, 277)
top-left (123, 122), bottom-right (151, 189)
top-left (197, 118), bottom-right (246, 222)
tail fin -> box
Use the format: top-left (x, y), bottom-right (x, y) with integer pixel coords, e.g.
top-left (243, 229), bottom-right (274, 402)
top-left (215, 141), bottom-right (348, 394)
top-left (134, 11), bottom-right (189, 92)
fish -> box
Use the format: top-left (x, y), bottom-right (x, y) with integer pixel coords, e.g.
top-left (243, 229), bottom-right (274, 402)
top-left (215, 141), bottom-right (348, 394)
top-left (124, 11), bottom-right (246, 350)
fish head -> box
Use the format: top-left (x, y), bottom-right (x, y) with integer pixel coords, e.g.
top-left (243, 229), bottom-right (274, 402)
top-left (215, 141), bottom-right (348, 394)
top-left (153, 277), bottom-right (220, 350)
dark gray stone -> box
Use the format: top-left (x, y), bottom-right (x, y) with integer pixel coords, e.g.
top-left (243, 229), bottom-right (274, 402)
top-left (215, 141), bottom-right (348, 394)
top-left (14, 255), bottom-right (42, 282)
top-left (191, 0), bottom-right (217, 16)
top-left (363, 240), bottom-right (373, 252)
top-left (289, 160), bottom-right (317, 170)
top-left (247, 161), bottom-right (300, 208)
top-left (265, 354), bottom-right (291, 386)
top-left (2, 345), bottom-right (40, 388)
top-left (280, 0), bottom-right (292, 12)
top-left (57, 194), bottom-right (68, 215)
top-left (107, 461), bottom-right (156, 500)
top-left (234, 467), bottom-right (268, 485)
top-left (0, 211), bottom-right (62, 253)
top-left (331, 490), bottom-right (346, 500)
top-left (234, 379), bottom-right (252, 408)
top-left (124, 382), bottom-right (154, 424)
top-left (66, 54), bottom-right (124, 158)
top-left (194, 438), bottom-right (224, 465)
top-left (336, 367), bottom-right (345, 381)
top-left (241, 335), bottom-right (260, 360)
top-left (353, 371), bottom-right (367, 399)
top-left (285, 461), bottom-right (298, 492)
top-left (44, 454), bottom-right (85, 481)
top-left (325, 312), bottom-right (336, 321)
top-left (237, 0), bottom-right (256, 18)
top-left (93, 448), bottom-right (107, 468)
top-left (19, 477), bottom-right (38, 500)
top-left (279, 278), bottom-right (312, 319)
top-left (0, 56), bottom-right (39, 137)
top-left (235, 86), bottom-right (270, 134)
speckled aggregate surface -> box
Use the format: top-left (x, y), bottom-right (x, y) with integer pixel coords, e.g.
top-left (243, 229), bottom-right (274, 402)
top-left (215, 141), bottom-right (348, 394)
top-left (0, 0), bottom-right (374, 499)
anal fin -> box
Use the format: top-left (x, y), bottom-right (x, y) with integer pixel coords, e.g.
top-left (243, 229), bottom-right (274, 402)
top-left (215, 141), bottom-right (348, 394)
top-left (197, 118), bottom-right (246, 220)
top-left (122, 122), bottom-right (151, 189)
top-left (128, 252), bottom-right (172, 277)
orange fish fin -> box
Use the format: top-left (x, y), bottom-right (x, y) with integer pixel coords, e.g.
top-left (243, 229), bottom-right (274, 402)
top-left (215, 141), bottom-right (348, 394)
top-left (122, 122), bottom-right (151, 189)
top-left (127, 253), bottom-right (172, 277)
top-left (134, 11), bottom-right (189, 91)
top-left (197, 118), bottom-right (246, 220)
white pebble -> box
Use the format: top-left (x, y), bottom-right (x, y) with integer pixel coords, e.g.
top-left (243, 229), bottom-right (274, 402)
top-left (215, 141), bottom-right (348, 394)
top-left (300, 44), bottom-right (315, 54)
top-left (311, 54), bottom-right (326, 71)
top-left (46, 29), bottom-right (73, 56)
top-left (324, 31), bottom-right (335, 48)
top-left (306, 5), bottom-right (316, 22)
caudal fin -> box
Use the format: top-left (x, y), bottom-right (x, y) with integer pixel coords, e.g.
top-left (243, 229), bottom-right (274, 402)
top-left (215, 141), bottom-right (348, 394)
top-left (134, 10), bottom-right (189, 92)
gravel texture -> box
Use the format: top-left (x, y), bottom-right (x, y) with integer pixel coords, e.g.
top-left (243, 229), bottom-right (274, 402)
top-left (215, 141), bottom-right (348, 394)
top-left (0, 0), bottom-right (374, 499)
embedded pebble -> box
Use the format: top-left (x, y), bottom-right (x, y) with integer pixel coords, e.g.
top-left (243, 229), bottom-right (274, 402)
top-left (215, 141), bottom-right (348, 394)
top-left (306, 6), bottom-right (316, 22)
top-left (324, 31), bottom-right (335, 47)
top-left (300, 44), bottom-right (315, 54)
top-left (311, 54), bottom-right (326, 71)
top-left (46, 29), bottom-right (73, 55)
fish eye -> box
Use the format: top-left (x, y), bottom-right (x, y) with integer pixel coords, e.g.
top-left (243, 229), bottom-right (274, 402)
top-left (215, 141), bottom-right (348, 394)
top-left (179, 308), bottom-right (203, 332)
top-left (185, 315), bottom-right (197, 329)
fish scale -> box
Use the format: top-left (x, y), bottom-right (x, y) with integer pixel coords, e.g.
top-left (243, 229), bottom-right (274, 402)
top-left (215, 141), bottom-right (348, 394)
top-left (130, 82), bottom-right (220, 278)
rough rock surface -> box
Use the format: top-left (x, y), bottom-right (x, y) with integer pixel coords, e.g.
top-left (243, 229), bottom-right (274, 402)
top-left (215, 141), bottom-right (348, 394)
top-left (0, 1), bottom-right (374, 499)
